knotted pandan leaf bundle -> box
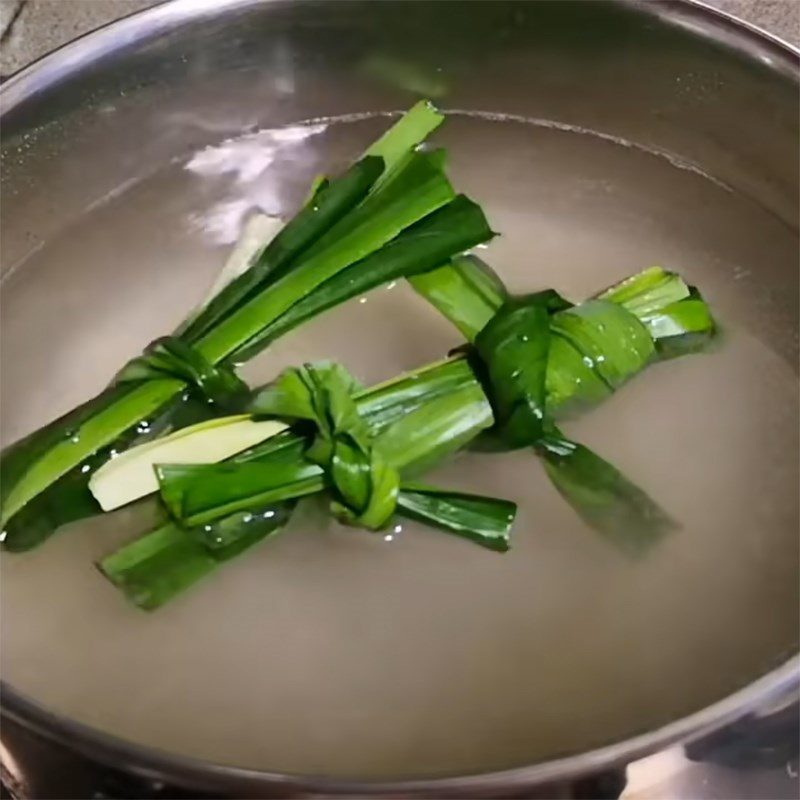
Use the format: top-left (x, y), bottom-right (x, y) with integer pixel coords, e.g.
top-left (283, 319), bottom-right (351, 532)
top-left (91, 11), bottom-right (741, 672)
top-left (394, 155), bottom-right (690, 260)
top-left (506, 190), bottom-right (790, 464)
top-left (2, 101), bottom-right (498, 550)
top-left (99, 258), bottom-right (715, 609)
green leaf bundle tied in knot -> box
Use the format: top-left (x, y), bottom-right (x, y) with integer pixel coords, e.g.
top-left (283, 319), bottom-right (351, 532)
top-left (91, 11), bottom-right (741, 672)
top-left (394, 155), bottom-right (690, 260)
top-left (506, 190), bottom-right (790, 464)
top-left (413, 260), bottom-right (716, 552)
top-left (473, 290), bottom-right (657, 449)
top-left (252, 362), bottom-right (400, 529)
top-left (116, 336), bottom-right (250, 412)
top-left (474, 290), bottom-right (572, 448)
top-left (99, 260), bottom-right (718, 609)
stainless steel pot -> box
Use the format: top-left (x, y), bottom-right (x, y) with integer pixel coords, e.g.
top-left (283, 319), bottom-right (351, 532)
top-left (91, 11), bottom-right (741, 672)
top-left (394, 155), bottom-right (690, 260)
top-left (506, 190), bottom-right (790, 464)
top-left (1, 1), bottom-right (797, 797)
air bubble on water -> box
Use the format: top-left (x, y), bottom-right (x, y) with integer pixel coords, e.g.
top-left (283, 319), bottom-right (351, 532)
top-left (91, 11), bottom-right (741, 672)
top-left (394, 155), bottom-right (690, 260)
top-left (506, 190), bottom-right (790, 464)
top-left (519, 334), bottom-right (529, 342)
top-left (384, 524), bottom-right (403, 543)
top-left (359, 297), bottom-right (368, 304)
top-left (582, 356), bottom-right (595, 368)
top-left (242, 513), bottom-right (254, 523)
top-left (0, 531), bottom-right (7, 543)
top-left (203, 525), bottom-right (213, 532)
top-left (80, 464), bottom-right (91, 474)
top-left (263, 510), bottom-right (275, 519)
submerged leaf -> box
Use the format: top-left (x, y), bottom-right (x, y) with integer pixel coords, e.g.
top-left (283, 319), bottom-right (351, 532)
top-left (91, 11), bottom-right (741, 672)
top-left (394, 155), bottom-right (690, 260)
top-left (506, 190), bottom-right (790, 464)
top-left (181, 156), bottom-right (385, 343)
top-left (98, 504), bottom-right (292, 610)
top-left (410, 254), bottom-right (507, 342)
top-left (180, 213), bottom-right (284, 331)
top-left (538, 430), bottom-right (677, 556)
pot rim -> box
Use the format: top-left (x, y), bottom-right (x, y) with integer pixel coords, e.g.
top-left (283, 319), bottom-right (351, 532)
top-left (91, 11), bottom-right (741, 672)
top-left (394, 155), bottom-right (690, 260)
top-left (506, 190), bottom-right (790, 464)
top-left (2, 658), bottom-right (799, 795)
top-left (1, 0), bottom-right (798, 794)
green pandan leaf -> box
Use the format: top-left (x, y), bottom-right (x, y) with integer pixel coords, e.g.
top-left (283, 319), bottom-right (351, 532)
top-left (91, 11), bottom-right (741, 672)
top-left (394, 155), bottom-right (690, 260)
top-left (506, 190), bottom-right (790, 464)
top-left (474, 291), bottom-right (570, 448)
top-left (98, 503), bottom-right (292, 611)
top-left (538, 429), bottom-right (677, 556)
top-left (248, 197), bottom-right (494, 350)
top-left (1, 102), bottom-right (453, 543)
top-left (182, 156), bottom-right (385, 343)
top-left (201, 148), bottom-right (455, 363)
top-left (89, 416), bottom-right (287, 512)
top-left (550, 300), bottom-right (655, 391)
top-left (410, 254), bottom-right (507, 342)
top-left (397, 484), bottom-right (516, 551)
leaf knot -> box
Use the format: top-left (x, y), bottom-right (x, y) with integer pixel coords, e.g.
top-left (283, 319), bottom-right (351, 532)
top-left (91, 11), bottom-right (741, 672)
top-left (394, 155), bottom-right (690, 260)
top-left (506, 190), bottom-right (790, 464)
top-left (248, 362), bottom-right (399, 529)
top-left (115, 336), bottom-right (249, 411)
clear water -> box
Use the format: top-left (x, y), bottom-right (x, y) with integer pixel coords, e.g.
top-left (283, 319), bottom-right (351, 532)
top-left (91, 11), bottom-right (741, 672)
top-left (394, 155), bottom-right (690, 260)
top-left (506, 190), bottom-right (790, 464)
top-left (1, 114), bottom-right (797, 779)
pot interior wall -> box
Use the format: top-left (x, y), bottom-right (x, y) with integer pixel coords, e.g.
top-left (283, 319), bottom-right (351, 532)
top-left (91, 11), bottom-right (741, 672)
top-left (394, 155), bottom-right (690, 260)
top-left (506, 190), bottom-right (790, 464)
top-left (1, 0), bottom-right (797, 783)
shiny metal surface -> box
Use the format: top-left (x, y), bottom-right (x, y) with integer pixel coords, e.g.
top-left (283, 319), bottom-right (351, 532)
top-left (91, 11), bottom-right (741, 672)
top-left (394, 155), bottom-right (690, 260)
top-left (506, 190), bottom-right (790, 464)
top-left (1, 0), bottom-right (798, 795)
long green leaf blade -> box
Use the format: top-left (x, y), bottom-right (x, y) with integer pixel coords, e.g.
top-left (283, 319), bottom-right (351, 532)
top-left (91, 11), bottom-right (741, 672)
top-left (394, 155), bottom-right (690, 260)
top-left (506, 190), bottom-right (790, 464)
top-left (1, 379), bottom-right (181, 528)
top-left (98, 506), bottom-right (290, 610)
top-left (376, 383), bottom-right (493, 474)
top-left (240, 197), bottom-right (494, 353)
top-left (410, 254), bottom-right (507, 341)
top-left (194, 502), bottom-right (294, 551)
top-left (2, 473), bottom-right (100, 553)
top-left (597, 267), bottom-right (717, 355)
top-left (397, 485), bottom-right (516, 551)
top-left (0, 384), bottom-right (132, 510)
top-left (158, 459), bottom-right (324, 525)
top-left (197, 149), bottom-right (455, 363)
top-left (181, 157), bottom-right (385, 342)
top-left (538, 430), bottom-right (677, 555)
top-left (597, 265), bottom-right (688, 313)
top-left (100, 523), bottom-right (215, 610)
top-left (365, 99), bottom-right (445, 182)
